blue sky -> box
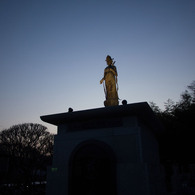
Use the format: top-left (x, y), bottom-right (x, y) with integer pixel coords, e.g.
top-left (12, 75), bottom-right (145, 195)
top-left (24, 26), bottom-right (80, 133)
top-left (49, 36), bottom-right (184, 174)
top-left (0, 0), bottom-right (195, 133)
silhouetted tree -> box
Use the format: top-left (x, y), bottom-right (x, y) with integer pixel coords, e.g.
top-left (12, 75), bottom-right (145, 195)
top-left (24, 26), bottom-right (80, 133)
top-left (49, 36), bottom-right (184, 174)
top-left (150, 81), bottom-right (195, 192)
top-left (0, 123), bottom-right (54, 194)
top-left (149, 101), bottom-right (162, 114)
top-left (150, 80), bottom-right (195, 162)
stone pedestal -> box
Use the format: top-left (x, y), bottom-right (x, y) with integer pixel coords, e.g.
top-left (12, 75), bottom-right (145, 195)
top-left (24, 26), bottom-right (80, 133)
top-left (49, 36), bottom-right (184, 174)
top-left (41, 102), bottom-right (166, 195)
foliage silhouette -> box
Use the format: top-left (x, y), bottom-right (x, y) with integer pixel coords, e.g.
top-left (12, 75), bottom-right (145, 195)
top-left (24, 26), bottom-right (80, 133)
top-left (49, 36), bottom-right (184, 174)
top-left (150, 81), bottom-right (195, 192)
top-left (150, 81), bottom-right (195, 162)
top-left (0, 123), bottom-right (54, 194)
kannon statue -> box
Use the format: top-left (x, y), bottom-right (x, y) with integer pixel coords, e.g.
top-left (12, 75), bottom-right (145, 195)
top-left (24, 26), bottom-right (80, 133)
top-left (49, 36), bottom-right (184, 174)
top-left (100, 55), bottom-right (119, 106)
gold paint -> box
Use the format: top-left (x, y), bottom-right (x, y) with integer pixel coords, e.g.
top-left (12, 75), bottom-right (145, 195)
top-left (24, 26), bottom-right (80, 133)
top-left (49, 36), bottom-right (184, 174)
top-left (100, 55), bottom-right (119, 106)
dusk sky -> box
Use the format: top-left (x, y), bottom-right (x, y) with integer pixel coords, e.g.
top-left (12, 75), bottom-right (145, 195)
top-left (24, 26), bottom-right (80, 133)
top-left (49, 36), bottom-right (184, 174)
top-left (0, 0), bottom-right (195, 134)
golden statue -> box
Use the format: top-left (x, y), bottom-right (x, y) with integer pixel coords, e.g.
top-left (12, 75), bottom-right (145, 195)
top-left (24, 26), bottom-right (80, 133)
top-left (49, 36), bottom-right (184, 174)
top-left (100, 55), bottom-right (119, 106)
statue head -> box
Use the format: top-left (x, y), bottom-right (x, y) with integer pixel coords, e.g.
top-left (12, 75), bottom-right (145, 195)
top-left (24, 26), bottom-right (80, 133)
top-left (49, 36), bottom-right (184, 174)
top-left (105, 55), bottom-right (113, 66)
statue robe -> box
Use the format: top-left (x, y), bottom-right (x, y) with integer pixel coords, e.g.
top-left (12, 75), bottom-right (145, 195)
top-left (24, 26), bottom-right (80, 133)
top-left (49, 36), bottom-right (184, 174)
top-left (103, 65), bottom-right (119, 106)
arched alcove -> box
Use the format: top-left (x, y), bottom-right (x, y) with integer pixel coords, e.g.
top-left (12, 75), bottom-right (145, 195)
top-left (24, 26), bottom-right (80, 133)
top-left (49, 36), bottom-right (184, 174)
top-left (68, 140), bottom-right (116, 195)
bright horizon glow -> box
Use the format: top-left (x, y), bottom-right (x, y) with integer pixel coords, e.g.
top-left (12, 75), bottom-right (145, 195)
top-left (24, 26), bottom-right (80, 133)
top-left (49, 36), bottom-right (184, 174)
top-left (0, 0), bottom-right (195, 134)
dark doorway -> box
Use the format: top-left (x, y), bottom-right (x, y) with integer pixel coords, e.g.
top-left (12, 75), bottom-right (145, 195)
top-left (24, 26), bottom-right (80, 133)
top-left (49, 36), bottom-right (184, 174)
top-left (69, 140), bottom-right (116, 195)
